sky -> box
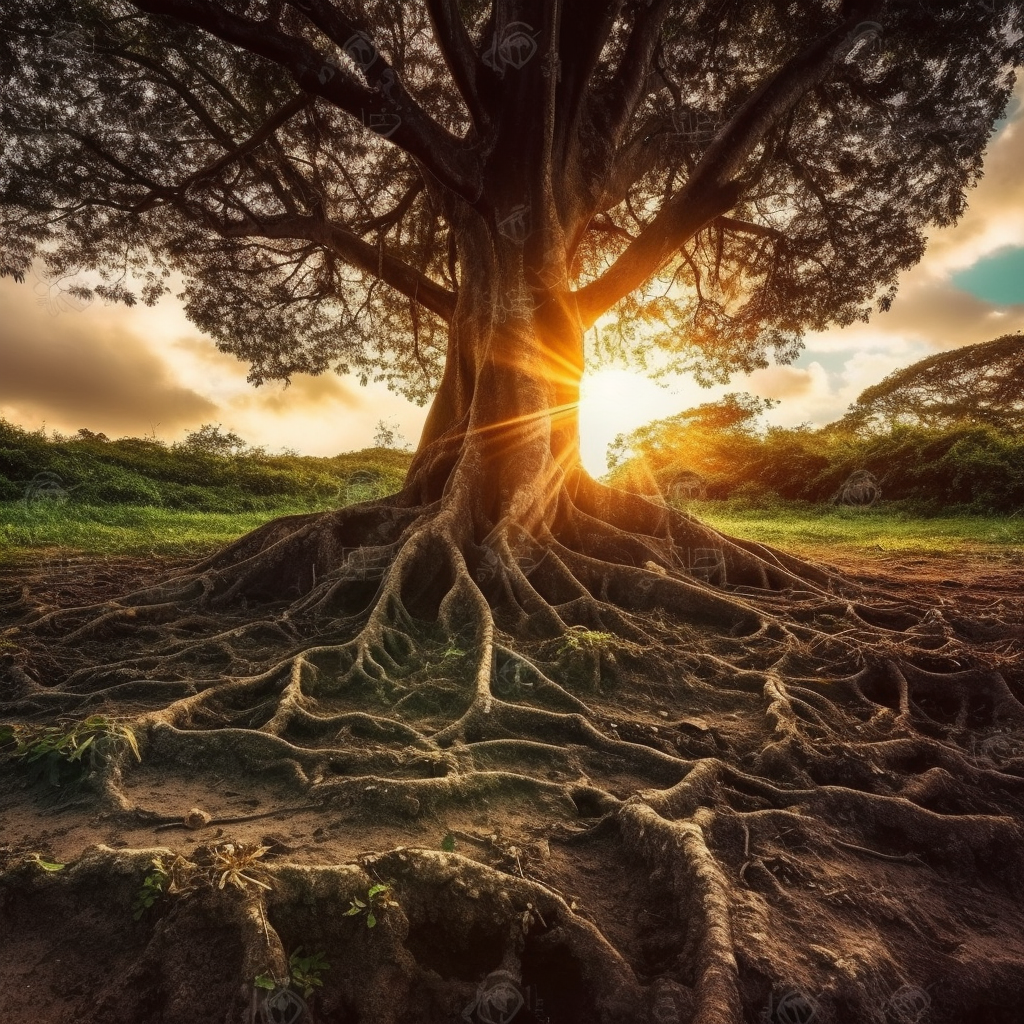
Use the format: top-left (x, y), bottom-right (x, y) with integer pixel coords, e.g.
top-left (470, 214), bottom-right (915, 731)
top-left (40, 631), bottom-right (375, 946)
top-left (2, 78), bottom-right (1023, 478)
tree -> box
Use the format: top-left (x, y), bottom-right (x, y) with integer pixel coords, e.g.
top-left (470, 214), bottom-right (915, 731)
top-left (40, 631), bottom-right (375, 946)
top-left (839, 332), bottom-right (1024, 433)
top-left (176, 422), bottom-right (250, 457)
top-left (606, 392), bottom-right (776, 495)
top-left (3, 4), bottom-right (1024, 1023)
top-left (372, 416), bottom-right (410, 449)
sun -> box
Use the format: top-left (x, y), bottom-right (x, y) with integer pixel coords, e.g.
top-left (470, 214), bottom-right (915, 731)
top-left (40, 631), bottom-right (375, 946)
top-left (577, 368), bottom-right (707, 478)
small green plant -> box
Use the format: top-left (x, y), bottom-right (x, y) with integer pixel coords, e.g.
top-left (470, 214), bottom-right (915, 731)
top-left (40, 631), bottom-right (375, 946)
top-left (288, 948), bottom-right (330, 998)
top-left (133, 863), bottom-right (169, 919)
top-left (441, 832), bottom-right (457, 853)
top-left (344, 882), bottom-right (399, 928)
top-left (426, 638), bottom-right (467, 674)
top-left (25, 853), bottom-right (65, 872)
top-left (557, 628), bottom-right (615, 657)
top-left (0, 715), bottom-right (140, 787)
top-left (253, 949), bottom-right (330, 1001)
top-left (440, 640), bottom-right (466, 663)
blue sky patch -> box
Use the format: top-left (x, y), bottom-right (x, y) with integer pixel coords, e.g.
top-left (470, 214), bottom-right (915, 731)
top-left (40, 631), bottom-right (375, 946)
top-left (951, 247), bottom-right (1024, 306)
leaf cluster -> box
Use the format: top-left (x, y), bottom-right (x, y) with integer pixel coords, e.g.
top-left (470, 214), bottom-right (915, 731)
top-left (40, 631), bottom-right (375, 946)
top-left (343, 881), bottom-right (398, 928)
top-left (287, 947), bottom-right (330, 998)
top-left (132, 861), bottom-right (170, 919)
top-left (0, 715), bottom-right (140, 787)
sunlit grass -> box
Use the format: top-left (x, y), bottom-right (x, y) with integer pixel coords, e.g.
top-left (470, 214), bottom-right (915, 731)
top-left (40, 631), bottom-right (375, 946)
top-left (0, 500), bottom-right (342, 560)
top-left (695, 500), bottom-right (1024, 558)
top-left (2, 497), bottom-right (1021, 562)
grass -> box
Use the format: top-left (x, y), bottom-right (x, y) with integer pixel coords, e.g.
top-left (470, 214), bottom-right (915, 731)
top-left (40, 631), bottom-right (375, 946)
top-left (0, 501), bottom-right (319, 560)
top-left (694, 499), bottom-right (1024, 558)
top-left (2, 496), bottom-right (1021, 563)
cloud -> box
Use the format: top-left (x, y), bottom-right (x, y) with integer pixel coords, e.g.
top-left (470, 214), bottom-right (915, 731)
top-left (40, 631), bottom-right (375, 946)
top-left (915, 74), bottom-right (1024, 275)
top-left (228, 371), bottom-right (364, 415)
top-left (747, 363), bottom-right (823, 400)
top-left (0, 279), bottom-right (216, 436)
top-left (804, 286), bottom-right (1023, 357)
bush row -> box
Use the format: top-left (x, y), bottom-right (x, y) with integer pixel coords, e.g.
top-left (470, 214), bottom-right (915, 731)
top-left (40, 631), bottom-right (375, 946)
top-left (606, 422), bottom-right (1024, 514)
top-left (0, 420), bottom-right (413, 511)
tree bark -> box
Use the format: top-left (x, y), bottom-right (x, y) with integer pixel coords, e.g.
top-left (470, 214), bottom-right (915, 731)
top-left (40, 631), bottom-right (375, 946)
top-left (404, 211), bottom-right (584, 534)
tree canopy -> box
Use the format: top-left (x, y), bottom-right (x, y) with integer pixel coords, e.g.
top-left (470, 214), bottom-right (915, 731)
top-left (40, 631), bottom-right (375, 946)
top-left (839, 331), bottom-right (1024, 433)
top-left (1, 0), bottom-right (1021, 409)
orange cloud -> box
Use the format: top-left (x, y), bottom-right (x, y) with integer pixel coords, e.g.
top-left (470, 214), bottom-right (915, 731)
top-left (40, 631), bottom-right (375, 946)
top-left (0, 280), bottom-right (216, 436)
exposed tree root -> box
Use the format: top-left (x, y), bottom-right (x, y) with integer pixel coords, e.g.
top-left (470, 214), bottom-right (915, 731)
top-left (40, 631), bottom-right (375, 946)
top-left (2, 486), bottom-right (1024, 1023)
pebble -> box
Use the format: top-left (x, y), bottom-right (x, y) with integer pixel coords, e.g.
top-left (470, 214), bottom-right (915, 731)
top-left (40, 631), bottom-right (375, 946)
top-left (527, 839), bottom-right (550, 861)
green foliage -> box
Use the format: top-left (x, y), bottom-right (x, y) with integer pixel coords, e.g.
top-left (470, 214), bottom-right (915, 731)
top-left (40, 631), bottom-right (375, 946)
top-left (608, 335), bottom-right (1024, 514)
top-left (252, 949), bottom-right (330, 1001)
top-left (441, 832), bottom-right (457, 853)
top-left (840, 333), bottom-right (1024, 433)
top-left (133, 864), bottom-right (169, 920)
top-left (288, 948), bottom-right (330, 998)
top-left (0, 417), bottom-right (412, 516)
top-left (558, 628), bottom-right (616, 656)
top-left (175, 424), bottom-right (250, 458)
top-left (607, 392), bottom-right (775, 472)
top-left (608, 416), bottom-right (1024, 514)
top-left (344, 882), bottom-right (399, 928)
top-left (0, 715), bottom-right (140, 788)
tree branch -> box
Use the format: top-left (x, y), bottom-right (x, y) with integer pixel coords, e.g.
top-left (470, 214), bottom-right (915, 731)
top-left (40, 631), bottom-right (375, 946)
top-left (126, 0), bottom-right (481, 201)
top-left (574, 7), bottom-right (880, 327)
top-left (131, 92), bottom-right (315, 212)
top-left (356, 179), bottom-right (424, 235)
top-left (586, 214), bottom-right (635, 243)
top-left (714, 216), bottom-right (784, 241)
top-left (212, 211), bottom-right (455, 323)
top-left (590, 0), bottom-right (672, 151)
top-left (424, 0), bottom-right (491, 130)
top-left (558, 0), bottom-right (622, 145)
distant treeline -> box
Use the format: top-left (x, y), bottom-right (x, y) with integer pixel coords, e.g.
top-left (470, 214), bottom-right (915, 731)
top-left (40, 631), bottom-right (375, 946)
top-left (606, 419), bottom-right (1024, 513)
top-left (0, 420), bottom-right (413, 512)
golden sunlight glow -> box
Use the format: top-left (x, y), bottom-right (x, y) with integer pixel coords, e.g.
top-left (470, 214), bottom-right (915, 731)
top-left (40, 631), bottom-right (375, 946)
top-left (578, 369), bottom-right (709, 478)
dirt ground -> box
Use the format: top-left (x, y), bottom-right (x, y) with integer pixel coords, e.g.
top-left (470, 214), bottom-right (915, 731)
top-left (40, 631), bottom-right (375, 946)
top-left (2, 546), bottom-right (1024, 1024)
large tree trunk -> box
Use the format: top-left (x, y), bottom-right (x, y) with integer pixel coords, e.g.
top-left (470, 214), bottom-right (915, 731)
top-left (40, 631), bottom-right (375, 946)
top-left (406, 210), bottom-right (583, 507)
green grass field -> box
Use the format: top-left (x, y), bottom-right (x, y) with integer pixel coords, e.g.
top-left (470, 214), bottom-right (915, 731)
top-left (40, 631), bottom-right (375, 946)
top-left (2, 495), bottom-right (1021, 563)
top-left (693, 500), bottom-right (1024, 557)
